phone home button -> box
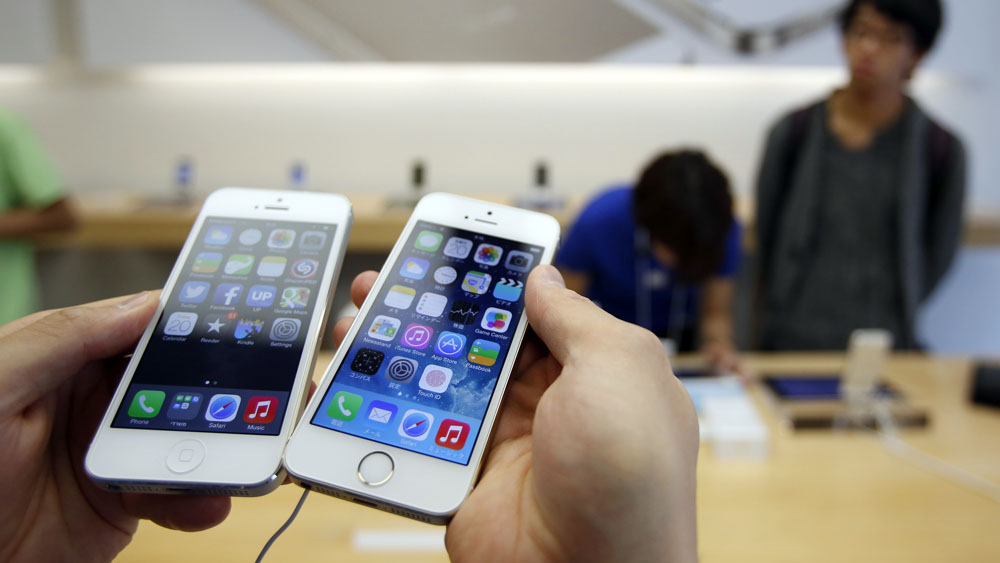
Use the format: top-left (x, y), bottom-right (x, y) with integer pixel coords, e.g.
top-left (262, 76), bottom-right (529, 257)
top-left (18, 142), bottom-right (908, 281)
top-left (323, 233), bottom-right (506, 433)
top-left (357, 452), bottom-right (394, 487)
top-left (166, 439), bottom-right (206, 474)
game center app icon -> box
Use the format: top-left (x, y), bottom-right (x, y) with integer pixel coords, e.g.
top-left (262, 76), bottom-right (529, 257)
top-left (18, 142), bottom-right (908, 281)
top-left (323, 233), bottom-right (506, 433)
top-left (351, 348), bottom-right (385, 375)
top-left (481, 308), bottom-right (512, 333)
top-left (462, 271), bottom-right (491, 295)
top-left (443, 237), bottom-right (473, 259)
top-left (435, 419), bottom-right (471, 450)
top-left (473, 243), bottom-right (503, 266)
top-left (402, 323), bottom-right (434, 350)
top-left (290, 258), bottom-right (319, 279)
top-left (368, 315), bottom-right (401, 341)
top-left (398, 409), bottom-right (434, 441)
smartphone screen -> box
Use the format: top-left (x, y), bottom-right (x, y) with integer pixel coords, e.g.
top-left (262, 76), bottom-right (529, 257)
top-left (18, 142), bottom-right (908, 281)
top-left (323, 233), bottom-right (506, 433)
top-left (311, 221), bottom-right (543, 465)
top-left (110, 217), bottom-right (336, 436)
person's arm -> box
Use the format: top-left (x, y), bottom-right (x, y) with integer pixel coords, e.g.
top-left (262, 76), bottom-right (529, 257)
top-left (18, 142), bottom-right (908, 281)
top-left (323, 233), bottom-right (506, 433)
top-left (922, 136), bottom-right (967, 298)
top-left (700, 277), bottom-right (742, 373)
top-left (0, 197), bottom-right (76, 238)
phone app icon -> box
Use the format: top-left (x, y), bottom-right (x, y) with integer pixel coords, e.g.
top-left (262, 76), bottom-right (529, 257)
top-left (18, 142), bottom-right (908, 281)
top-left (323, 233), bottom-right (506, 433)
top-left (267, 229), bottom-right (296, 249)
top-left (493, 277), bottom-right (524, 301)
top-left (400, 257), bottom-right (429, 280)
top-left (367, 400), bottom-right (398, 424)
top-left (299, 230), bottom-right (327, 251)
top-left (234, 318), bottom-right (265, 340)
top-left (434, 331), bottom-right (467, 358)
top-left (164, 311), bottom-right (198, 336)
top-left (246, 285), bottom-right (277, 307)
top-left (436, 419), bottom-right (471, 450)
top-left (469, 339), bottom-right (501, 366)
top-left (473, 243), bottom-right (503, 266)
top-left (213, 283), bottom-right (244, 306)
top-left (205, 394), bottom-right (241, 423)
top-left (414, 230), bottom-right (443, 252)
top-left (178, 281), bottom-right (211, 303)
top-left (368, 315), bottom-right (401, 342)
top-left (238, 228), bottom-right (262, 246)
top-left (398, 409), bottom-right (435, 441)
top-left (419, 364), bottom-right (453, 393)
top-left (462, 271), bottom-right (491, 295)
top-left (257, 256), bottom-right (287, 277)
top-left (290, 258), bottom-right (319, 279)
top-left (128, 390), bottom-right (165, 418)
top-left (224, 254), bottom-right (255, 275)
top-left (402, 323), bottom-right (434, 350)
top-left (204, 226), bottom-right (233, 245)
top-left (192, 252), bottom-right (223, 273)
top-left (351, 348), bottom-right (385, 375)
top-left (385, 356), bottom-right (418, 383)
top-left (443, 237), bottom-right (473, 259)
top-left (448, 300), bottom-right (480, 325)
top-left (280, 287), bottom-right (310, 309)
top-left (270, 318), bottom-right (301, 342)
top-left (167, 392), bottom-right (202, 421)
top-left (505, 250), bottom-right (534, 272)
top-left (384, 285), bottom-right (416, 309)
top-left (328, 391), bottom-right (362, 421)
top-left (415, 292), bottom-right (447, 317)
top-left (481, 308), bottom-right (512, 333)
top-left (244, 396), bottom-right (278, 424)
top-left (434, 266), bottom-right (458, 285)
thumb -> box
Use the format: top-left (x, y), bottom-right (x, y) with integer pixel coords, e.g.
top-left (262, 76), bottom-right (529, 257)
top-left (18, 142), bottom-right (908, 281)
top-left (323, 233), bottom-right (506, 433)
top-left (525, 265), bottom-right (623, 365)
top-left (0, 292), bottom-right (158, 412)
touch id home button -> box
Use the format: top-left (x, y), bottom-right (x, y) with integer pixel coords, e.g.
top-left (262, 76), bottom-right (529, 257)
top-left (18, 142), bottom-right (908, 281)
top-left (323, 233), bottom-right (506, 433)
top-left (166, 439), bottom-right (206, 474)
top-left (357, 452), bottom-right (394, 487)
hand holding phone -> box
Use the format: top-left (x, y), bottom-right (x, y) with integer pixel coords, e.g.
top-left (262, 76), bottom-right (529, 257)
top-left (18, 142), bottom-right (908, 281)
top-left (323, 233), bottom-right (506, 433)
top-left (329, 266), bottom-right (701, 562)
top-left (0, 293), bottom-right (232, 562)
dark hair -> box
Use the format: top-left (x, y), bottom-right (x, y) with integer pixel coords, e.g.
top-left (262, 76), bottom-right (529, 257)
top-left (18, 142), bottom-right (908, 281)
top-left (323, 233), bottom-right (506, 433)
top-left (632, 150), bottom-right (734, 284)
top-left (839, 0), bottom-right (943, 52)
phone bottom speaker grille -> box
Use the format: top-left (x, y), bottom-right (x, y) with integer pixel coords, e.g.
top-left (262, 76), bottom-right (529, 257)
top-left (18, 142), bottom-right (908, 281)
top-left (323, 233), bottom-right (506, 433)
top-left (306, 484), bottom-right (436, 524)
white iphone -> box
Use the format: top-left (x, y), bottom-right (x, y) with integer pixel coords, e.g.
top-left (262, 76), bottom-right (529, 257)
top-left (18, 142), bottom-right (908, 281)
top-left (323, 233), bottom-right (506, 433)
top-left (284, 192), bottom-right (560, 523)
top-left (86, 188), bottom-right (352, 496)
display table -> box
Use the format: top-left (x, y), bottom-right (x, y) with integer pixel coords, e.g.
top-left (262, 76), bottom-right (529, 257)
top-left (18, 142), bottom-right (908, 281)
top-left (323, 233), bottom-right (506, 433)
top-left (116, 353), bottom-right (1000, 562)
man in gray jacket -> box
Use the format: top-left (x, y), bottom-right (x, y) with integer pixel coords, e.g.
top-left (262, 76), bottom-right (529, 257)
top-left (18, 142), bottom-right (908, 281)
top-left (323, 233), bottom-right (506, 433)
top-left (755, 0), bottom-right (965, 351)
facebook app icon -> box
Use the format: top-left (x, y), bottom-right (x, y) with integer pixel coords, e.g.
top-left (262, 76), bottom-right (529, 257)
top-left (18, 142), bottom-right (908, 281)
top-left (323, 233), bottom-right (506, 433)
top-left (213, 283), bottom-right (243, 306)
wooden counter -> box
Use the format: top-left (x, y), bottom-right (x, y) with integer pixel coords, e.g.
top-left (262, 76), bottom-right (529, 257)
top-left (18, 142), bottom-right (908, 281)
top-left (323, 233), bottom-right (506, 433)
top-left (116, 353), bottom-right (1000, 562)
top-left (34, 191), bottom-right (1000, 251)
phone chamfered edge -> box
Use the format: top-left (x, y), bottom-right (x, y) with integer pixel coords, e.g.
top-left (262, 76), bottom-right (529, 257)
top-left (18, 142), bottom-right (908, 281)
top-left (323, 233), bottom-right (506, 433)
top-left (85, 187), bottom-right (353, 495)
top-left (284, 191), bottom-right (560, 521)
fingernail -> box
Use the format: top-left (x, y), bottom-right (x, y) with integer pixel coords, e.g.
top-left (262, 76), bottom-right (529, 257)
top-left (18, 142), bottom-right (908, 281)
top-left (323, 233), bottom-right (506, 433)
top-left (117, 291), bottom-right (149, 310)
top-left (534, 265), bottom-right (565, 288)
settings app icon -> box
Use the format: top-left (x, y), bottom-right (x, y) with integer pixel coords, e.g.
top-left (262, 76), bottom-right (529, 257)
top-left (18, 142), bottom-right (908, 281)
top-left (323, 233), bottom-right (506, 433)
top-left (269, 317), bottom-right (301, 342)
top-left (386, 356), bottom-right (418, 383)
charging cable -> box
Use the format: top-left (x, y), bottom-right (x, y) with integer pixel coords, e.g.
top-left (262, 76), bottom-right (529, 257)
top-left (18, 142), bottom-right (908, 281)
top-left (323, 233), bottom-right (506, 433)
top-left (873, 400), bottom-right (1000, 504)
top-left (255, 488), bottom-right (310, 562)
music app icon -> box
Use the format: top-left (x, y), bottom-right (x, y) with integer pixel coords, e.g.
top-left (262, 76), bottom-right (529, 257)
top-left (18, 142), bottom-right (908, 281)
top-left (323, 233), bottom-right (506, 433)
top-left (434, 419), bottom-right (471, 450)
top-left (244, 396), bottom-right (278, 424)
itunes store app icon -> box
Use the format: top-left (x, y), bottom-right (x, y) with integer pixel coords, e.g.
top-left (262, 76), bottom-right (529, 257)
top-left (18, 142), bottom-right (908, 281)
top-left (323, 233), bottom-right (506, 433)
top-left (402, 323), bottom-right (434, 350)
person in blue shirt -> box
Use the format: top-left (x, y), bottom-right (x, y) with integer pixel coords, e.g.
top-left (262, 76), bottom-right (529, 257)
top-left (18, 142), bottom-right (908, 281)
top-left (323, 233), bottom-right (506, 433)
top-left (557, 150), bottom-right (743, 373)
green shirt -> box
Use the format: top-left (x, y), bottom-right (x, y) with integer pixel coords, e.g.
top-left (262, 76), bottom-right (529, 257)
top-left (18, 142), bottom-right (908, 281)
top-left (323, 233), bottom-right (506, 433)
top-left (0, 110), bottom-right (63, 324)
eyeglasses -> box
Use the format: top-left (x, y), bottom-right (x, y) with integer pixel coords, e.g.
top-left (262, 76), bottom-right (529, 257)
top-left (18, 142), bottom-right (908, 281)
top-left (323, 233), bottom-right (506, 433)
top-left (845, 24), bottom-right (911, 49)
